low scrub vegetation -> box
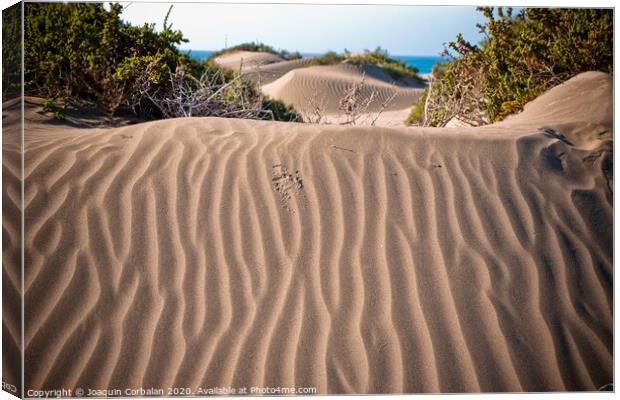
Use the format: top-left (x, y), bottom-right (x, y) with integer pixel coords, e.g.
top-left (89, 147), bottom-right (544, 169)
top-left (25, 2), bottom-right (189, 117)
top-left (346, 47), bottom-right (419, 79)
top-left (2, 3), bottom-right (21, 101)
top-left (310, 47), bottom-right (419, 80)
top-left (309, 51), bottom-right (345, 66)
top-left (23, 3), bottom-right (301, 122)
top-left (408, 7), bottom-right (613, 127)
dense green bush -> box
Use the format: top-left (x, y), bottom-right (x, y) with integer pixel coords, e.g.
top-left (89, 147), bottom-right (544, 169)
top-left (411, 7), bottom-right (613, 127)
top-left (23, 3), bottom-right (302, 122)
top-left (309, 51), bottom-right (345, 66)
top-left (284, 51), bottom-right (303, 60)
top-left (25, 2), bottom-right (192, 116)
top-left (405, 88), bottom-right (427, 126)
top-left (2, 3), bottom-right (21, 101)
top-left (347, 47), bottom-right (418, 79)
top-left (261, 97), bottom-right (303, 122)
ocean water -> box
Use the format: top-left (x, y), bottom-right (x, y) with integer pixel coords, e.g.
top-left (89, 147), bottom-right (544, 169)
top-left (184, 50), bottom-right (446, 74)
top-left (392, 55), bottom-right (447, 74)
top-left (185, 50), bottom-right (214, 60)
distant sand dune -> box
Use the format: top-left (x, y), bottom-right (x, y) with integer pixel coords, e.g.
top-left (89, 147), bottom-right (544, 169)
top-left (213, 51), bottom-right (425, 126)
top-left (263, 63), bottom-right (424, 115)
top-left (2, 72), bottom-right (612, 394)
top-left (213, 51), bottom-right (314, 85)
top-left (240, 58), bottom-right (315, 85)
top-left (213, 50), bottom-right (286, 71)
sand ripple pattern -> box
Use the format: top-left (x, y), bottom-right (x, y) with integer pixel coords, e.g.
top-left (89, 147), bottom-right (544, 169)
top-left (3, 102), bottom-right (23, 394)
top-left (3, 72), bottom-right (613, 394)
top-left (262, 63), bottom-right (425, 116)
top-left (213, 51), bottom-right (314, 85)
top-left (13, 113), bottom-right (611, 394)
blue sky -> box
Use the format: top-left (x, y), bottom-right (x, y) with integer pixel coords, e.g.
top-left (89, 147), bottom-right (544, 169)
top-left (119, 2), bottom-right (488, 56)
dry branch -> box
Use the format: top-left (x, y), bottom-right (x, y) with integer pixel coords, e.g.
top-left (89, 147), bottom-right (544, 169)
top-left (136, 62), bottom-right (273, 120)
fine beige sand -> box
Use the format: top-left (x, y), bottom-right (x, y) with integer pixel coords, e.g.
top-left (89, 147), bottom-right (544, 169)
top-left (242, 58), bottom-right (315, 85)
top-left (2, 97), bottom-right (22, 395)
top-left (212, 50), bottom-right (286, 71)
top-left (2, 71), bottom-right (612, 394)
top-left (262, 63), bottom-right (425, 124)
top-left (214, 51), bottom-right (425, 126)
top-left (213, 51), bottom-right (314, 84)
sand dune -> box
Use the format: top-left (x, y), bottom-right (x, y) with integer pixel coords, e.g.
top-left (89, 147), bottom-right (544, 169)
top-left (212, 50), bottom-right (286, 71)
top-left (2, 97), bottom-right (23, 396)
top-left (214, 51), bottom-right (426, 126)
top-left (500, 72), bottom-right (613, 145)
top-left (212, 51), bottom-right (313, 85)
top-left (240, 58), bottom-right (315, 85)
top-left (262, 63), bottom-right (425, 124)
top-left (2, 71), bottom-right (612, 394)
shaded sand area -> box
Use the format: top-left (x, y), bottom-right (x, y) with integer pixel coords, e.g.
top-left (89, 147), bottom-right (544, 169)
top-left (213, 51), bottom-right (425, 126)
top-left (2, 96), bottom-right (22, 394)
top-left (2, 71), bottom-right (612, 394)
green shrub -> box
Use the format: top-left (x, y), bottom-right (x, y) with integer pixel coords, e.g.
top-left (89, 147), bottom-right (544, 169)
top-left (286, 51), bottom-right (303, 60)
top-left (2, 3), bottom-right (21, 101)
top-left (347, 47), bottom-right (418, 79)
top-left (23, 3), bottom-right (300, 123)
top-left (261, 97), bottom-right (303, 122)
top-left (24, 2), bottom-right (192, 116)
top-left (405, 88), bottom-right (427, 125)
top-left (416, 7), bottom-right (613, 127)
top-left (309, 51), bottom-right (345, 66)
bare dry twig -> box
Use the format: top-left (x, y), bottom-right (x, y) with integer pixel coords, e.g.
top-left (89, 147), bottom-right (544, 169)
top-left (135, 61), bottom-right (273, 120)
top-left (368, 91), bottom-right (397, 126)
top-left (302, 89), bottom-right (329, 124)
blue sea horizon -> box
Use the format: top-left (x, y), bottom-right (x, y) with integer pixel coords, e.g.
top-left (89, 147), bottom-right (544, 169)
top-left (184, 49), bottom-right (446, 74)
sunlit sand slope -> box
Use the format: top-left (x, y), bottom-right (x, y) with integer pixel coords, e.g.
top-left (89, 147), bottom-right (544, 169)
top-left (212, 50), bottom-right (286, 71)
top-left (212, 50), bottom-right (313, 84)
top-left (10, 72), bottom-right (612, 394)
top-left (262, 63), bottom-right (425, 124)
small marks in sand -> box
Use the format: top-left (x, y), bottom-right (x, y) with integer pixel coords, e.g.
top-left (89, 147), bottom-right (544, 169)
top-left (331, 145), bottom-right (357, 154)
top-left (541, 127), bottom-right (574, 146)
top-left (272, 164), bottom-right (306, 214)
